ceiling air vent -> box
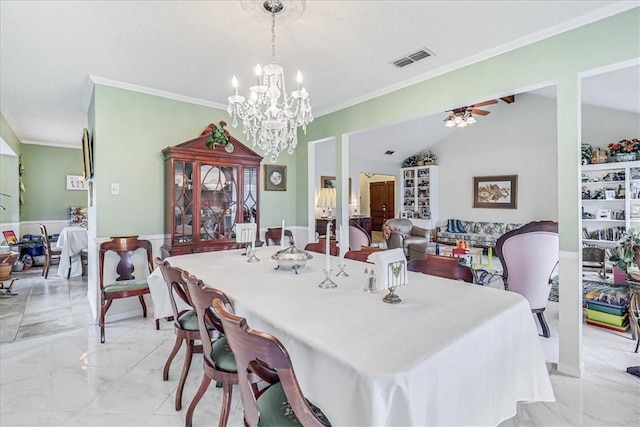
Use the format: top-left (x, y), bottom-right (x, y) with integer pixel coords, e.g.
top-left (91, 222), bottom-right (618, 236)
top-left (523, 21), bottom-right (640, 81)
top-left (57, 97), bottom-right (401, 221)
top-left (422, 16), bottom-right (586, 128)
top-left (384, 150), bottom-right (395, 155)
top-left (392, 48), bottom-right (434, 68)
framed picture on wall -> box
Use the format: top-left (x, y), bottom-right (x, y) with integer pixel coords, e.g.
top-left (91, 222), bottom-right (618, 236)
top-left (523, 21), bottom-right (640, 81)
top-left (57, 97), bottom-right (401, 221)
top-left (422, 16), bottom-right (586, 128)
top-left (472, 175), bottom-right (518, 209)
top-left (264, 164), bottom-right (287, 191)
top-left (321, 175), bottom-right (353, 199)
top-left (82, 128), bottom-right (94, 179)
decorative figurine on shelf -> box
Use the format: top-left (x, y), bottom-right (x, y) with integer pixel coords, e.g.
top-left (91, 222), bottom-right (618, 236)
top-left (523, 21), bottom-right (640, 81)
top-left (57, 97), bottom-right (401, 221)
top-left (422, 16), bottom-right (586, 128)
top-left (201, 121), bottom-right (234, 153)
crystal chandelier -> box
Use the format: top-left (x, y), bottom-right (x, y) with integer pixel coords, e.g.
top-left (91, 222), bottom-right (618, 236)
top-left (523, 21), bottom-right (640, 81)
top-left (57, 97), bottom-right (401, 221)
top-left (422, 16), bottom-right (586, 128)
top-left (227, 0), bottom-right (313, 163)
top-left (444, 108), bottom-right (477, 128)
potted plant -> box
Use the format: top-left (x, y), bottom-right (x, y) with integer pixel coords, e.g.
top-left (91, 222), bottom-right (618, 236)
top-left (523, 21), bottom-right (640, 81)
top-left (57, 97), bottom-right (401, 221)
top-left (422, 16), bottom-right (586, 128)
top-left (607, 138), bottom-right (640, 162)
top-left (201, 121), bottom-right (234, 153)
top-left (421, 150), bottom-right (437, 165)
top-left (609, 226), bottom-right (640, 282)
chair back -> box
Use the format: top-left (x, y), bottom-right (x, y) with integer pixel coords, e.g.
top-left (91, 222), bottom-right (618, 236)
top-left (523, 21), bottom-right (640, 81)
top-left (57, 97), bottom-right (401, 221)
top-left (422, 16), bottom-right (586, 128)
top-left (495, 221), bottom-right (559, 310)
top-left (305, 239), bottom-right (338, 256)
top-left (407, 255), bottom-right (474, 283)
top-left (181, 272), bottom-right (231, 369)
top-left (344, 247), bottom-right (383, 263)
top-left (154, 257), bottom-right (192, 324)
top-left (265, 227), bottom-right (294, 247)
top-left (349, 224), bottom-right (370, 250)
top-left (384, 218), bottom-right (413, 234)
top-left (98, 236), bottom-right (153, 290)
top-left (212, 298), bottom-right (328, 427)
top-left (40, 224), bottom-right (53, 253)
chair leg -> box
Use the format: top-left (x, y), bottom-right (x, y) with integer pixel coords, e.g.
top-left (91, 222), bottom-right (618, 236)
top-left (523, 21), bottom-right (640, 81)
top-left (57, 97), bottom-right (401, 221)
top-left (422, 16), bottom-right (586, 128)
top-left (186, 374), bottom-right (212, 427)
top-left (100, 299), bottom-right (113, 344)
top-left (536, 310), bottom-right (550, 338)
top-left (67, 257), bottom-right (72, 279)
top-left (176, 339), bottom-right (195, 411)
top-left (138, 295), bottom-right (148, 318)
top-left (155, 319), bottom-right (160, 330)
top-left (163, 334), bottom-right (183, 381)
top-left (43, 256), bottom-right (50, 279)
top-left (218, 382), bottom-right (233, 427)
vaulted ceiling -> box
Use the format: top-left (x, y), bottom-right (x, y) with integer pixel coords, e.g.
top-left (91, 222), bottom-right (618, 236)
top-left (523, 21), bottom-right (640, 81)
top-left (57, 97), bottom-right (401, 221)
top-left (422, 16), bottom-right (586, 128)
top-left (0, 1), bottom-right (636, 149)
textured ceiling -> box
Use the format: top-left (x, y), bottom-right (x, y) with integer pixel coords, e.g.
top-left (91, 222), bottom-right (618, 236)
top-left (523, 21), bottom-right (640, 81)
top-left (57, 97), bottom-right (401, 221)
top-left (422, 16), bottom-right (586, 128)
top-left (0, 1), bottom-right (635, 148)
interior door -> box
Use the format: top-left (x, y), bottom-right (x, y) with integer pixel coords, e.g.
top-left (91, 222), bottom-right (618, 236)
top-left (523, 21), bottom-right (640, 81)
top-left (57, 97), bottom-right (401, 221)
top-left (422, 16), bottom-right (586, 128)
top-left (370, 181), bottom-right (395, 231)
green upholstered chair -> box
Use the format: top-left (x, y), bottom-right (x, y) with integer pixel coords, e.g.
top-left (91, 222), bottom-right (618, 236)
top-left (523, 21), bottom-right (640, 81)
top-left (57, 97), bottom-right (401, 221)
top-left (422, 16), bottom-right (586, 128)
top-left (155, 258), bottom-right (217, 411)
top-left (212, 298), bottom-right (332, 427)
top-left (181, 271), bottom-right (239, 427)
top-left (98, 236), bottom-right (154, 343)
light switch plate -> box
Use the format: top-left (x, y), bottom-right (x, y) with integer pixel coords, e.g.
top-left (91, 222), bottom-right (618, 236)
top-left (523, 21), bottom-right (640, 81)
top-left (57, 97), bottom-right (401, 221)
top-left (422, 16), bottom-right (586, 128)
top-left (111, 183), bottom-right (120, 195)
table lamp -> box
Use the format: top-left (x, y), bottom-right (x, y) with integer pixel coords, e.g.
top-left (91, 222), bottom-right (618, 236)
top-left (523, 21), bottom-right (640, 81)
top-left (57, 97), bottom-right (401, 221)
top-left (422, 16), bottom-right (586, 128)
top-left (317, 188), bottom-right (336, 220)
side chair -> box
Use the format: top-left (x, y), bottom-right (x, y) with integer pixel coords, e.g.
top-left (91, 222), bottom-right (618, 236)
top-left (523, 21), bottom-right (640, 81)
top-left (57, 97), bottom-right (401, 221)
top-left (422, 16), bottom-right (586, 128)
top-left (155, 258), bottom-right (216, 411)
top-left (40, 224), bottom-right (62, 279)
top-left (265, 227), bottom-right (294, 247)
top-left (98, 236), bottom-right (156, 343)
top-left (495, 221), bottom-right (559, 338)
top-left (212, 298), bottom-right (332, 427)
top-left (407, 255), bottom-right (474, 283)
top-left (181, 271), bottom-right (239, 427)
top-left (304, 238), bottom-right (338, 256)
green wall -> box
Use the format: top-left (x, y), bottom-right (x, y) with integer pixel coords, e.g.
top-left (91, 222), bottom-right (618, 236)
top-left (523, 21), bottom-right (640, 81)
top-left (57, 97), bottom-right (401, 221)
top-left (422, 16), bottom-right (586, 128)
top-left (92, 86), bottom-right (298, 238)
top-left (296, 8), bottom-right (640, 252)
top-left (20, 144), bottom-right (88, 221)
top-left (0, 112), bottom-right (21, 223)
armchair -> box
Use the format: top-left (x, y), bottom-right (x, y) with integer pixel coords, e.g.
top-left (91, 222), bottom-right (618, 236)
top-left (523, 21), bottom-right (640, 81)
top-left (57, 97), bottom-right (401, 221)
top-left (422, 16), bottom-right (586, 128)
top-left (383, 218), bottom-right (430, 258)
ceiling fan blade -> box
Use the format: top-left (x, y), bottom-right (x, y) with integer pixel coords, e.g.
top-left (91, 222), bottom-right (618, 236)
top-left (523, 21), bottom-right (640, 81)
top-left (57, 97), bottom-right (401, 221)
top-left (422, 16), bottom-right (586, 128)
top-left (500, 95), bottom-right (515, 104)
top-left (470, 99), bottom-right (498, 108)
top-left (470, 109), bottom-right (490, 116)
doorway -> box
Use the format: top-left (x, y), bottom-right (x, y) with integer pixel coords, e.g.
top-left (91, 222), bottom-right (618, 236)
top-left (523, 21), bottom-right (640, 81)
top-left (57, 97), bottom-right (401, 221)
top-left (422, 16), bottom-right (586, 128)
top-left (369, 180), bottom-right (394, 232)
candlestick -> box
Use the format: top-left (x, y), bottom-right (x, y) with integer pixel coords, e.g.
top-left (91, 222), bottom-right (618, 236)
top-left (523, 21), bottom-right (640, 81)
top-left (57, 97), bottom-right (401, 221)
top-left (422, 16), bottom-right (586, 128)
top-left (281, 219), bottom-right (286, 249)
top-left (325, 222), bottom-right (332, 272)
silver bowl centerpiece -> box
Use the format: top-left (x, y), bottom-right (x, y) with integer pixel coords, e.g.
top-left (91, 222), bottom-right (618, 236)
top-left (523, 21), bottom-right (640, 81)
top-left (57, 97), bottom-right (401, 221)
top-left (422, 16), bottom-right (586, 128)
top-left (271, 245), bottom-right (313, 274)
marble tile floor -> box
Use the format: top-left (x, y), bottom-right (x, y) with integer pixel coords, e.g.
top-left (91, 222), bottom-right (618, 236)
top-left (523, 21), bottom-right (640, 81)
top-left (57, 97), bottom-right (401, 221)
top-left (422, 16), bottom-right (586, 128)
top-left (1, 271), bottom-right (639, 426)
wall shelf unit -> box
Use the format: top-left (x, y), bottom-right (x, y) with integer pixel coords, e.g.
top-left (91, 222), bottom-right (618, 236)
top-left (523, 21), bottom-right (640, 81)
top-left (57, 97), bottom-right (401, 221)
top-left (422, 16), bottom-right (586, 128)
top-left (399, 165), bottom-right (438, 228)
top-left (581, 161), bottom-right (640, 248)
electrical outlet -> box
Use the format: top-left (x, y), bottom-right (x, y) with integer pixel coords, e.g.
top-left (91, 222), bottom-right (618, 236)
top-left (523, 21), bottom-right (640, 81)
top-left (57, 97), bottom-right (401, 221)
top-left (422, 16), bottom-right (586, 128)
top-left (111, 183), bottom-right (120, 195)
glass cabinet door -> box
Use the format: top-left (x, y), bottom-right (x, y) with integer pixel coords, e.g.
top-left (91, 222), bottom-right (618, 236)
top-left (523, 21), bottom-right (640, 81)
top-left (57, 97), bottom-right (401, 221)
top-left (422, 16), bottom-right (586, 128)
top-left (243, 167), bottom-right (258, 223)
top-left (199, 164), bottom-right (238, 241)
top-left (174, 161), bottom-right (194, 244)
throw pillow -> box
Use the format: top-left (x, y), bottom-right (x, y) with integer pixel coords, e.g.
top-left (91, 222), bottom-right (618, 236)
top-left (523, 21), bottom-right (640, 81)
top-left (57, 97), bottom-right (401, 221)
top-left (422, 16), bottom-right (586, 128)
top-left (447, 219), bottom-right (457, 233)
top-left (455, 219), bottom-right (467, 233)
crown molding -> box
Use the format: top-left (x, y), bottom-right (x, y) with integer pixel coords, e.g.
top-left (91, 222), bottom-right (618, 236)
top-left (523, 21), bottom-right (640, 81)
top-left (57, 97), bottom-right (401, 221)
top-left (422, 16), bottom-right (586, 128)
top-left (315, 3), bottom-right (639, 118)
top-left (22, 140), bottom-right (81, 150)
top-left (87, 76), bottom-right (227, 110)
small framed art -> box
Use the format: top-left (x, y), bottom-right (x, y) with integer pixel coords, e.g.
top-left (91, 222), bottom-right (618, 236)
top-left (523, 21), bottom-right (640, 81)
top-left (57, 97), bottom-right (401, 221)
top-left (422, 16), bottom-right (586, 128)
top-left (264, 164), bottom-right (287, 191)
top-left (473, 175), bottom-right (518, 209)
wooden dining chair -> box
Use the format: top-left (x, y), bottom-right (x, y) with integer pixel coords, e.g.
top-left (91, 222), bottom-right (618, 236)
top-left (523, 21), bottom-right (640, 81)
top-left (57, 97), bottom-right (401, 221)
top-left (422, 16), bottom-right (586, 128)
top-left (304, 238), bottom-right (338, 256)
top-left (181, 271), bottom-right (239, 427)
top-left (39, 224), bottom-right (62, 279)
top-left (155, 258), bottom-right (217, 412)
top-left (212, 298), bottom-right (332, 427)
top-left (344, 246), bottom-right (383, 263)
top-left (265, 227), bottom-right (294, 247)
top-left (98, 236), bottom-right (154, 343)
top-left (407, 255), bottom-right (474, 283)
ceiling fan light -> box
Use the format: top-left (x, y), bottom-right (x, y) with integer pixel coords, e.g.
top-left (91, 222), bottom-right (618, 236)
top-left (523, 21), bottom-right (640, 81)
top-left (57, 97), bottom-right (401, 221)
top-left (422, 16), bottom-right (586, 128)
top-left (445, 119), bottom-right (455, 127)
top-left (466, 115), bottom-right (476, 124)
top-left (457, 120), bottom-right (468, 128)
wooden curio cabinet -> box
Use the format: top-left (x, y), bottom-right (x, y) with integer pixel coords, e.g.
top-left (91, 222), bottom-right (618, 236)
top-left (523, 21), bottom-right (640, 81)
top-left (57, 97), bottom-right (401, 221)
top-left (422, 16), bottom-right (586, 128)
top-left (161, 133), bottom-right (263, 256)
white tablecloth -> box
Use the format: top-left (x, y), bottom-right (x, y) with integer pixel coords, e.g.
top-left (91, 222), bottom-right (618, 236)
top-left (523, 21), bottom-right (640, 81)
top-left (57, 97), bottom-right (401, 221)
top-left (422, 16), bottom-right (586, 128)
top-left (55, 226), bottom-right (88, 278)
top-left (153, 247), bottom-right (553, 426)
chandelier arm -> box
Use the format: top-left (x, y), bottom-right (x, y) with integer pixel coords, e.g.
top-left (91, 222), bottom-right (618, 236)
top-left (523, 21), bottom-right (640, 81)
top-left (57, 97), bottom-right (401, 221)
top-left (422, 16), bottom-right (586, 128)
top-left (271, 1), bottom-right (276, 64)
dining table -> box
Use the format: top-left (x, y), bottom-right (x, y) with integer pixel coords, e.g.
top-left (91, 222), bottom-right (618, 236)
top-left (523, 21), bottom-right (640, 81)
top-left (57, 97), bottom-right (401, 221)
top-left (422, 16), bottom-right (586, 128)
top-left (55, 226), bottom-right (88, 278)
top-left (151, 246), bottom-right (554, 426)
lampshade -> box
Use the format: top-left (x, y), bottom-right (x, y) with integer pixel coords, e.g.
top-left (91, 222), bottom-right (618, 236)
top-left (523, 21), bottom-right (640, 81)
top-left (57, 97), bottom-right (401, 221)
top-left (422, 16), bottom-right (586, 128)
top-left (316, 188), bottom-right (336, 208)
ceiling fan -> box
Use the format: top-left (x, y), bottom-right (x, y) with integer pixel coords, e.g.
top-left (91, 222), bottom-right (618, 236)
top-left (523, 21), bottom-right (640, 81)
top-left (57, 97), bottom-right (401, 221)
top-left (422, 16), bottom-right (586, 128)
top-left (444, 96), bottom-right (515, 127)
